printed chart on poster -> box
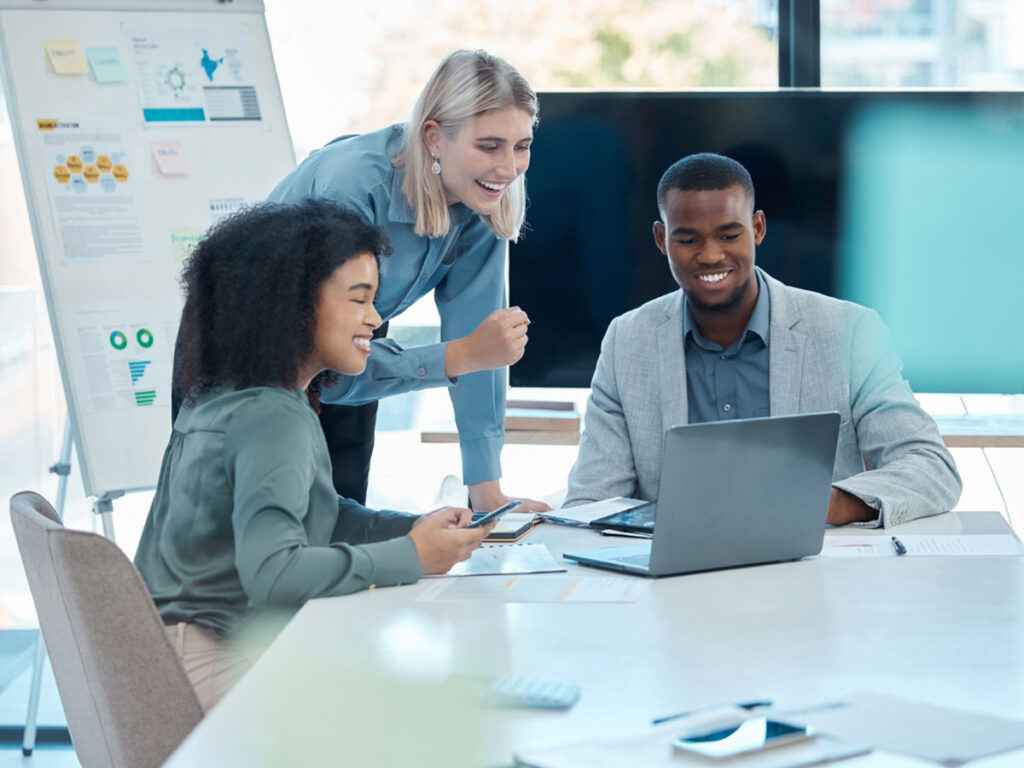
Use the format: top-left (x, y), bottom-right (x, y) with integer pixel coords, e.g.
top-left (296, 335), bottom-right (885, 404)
top-left (36, 116), bottom-right (146, 263)
top-left (128, 25), bottom-right (263, 124)
top-left (0, 0), bottom-right (296, 497)
top-left (64, 300), bottom-right (179, 413)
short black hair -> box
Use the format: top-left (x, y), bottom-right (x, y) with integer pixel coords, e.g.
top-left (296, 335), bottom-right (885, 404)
top-left (657, 152), bottom-right (755, 215)
top-left (174, 199), bottom-right (391, 410)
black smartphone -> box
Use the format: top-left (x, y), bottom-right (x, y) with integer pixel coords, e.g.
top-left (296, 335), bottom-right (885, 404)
top-left (467, 501), bottom-right (522, 529)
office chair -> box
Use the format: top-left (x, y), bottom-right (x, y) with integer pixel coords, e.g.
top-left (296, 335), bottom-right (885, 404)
top-left (9, 491), bottom-right (203, 768)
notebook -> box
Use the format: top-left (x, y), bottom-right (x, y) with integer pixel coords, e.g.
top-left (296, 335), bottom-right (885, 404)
top-left (481, 512), bottom-right (536, 541)
top-left (563, 412), bottom-right (841, 577)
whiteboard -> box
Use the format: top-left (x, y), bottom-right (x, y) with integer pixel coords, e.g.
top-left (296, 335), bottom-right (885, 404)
top-left (0, 0), bottom-right (295, 497)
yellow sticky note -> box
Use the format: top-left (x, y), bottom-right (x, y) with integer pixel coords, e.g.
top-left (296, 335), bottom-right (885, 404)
top-left (45, 39), bottom-right (88, 74)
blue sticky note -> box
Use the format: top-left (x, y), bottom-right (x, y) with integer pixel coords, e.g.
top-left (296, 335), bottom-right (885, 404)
top-left (86, 46), bottom-right (127, 83)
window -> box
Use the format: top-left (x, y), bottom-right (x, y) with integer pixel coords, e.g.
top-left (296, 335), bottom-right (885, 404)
top-left (266, 0), bottom-right (779, 160)
top-left (821, 0), bottom-right (1024, 86)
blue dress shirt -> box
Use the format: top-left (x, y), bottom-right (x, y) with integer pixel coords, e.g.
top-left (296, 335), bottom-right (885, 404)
top-left (684, 271), bottom-right (771, 424)
top-left (267, 125), bottom-right (507, 484)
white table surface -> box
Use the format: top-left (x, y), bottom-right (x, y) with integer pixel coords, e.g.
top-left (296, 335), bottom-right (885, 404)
top-left (164, 510), bottom-right (1024, 767)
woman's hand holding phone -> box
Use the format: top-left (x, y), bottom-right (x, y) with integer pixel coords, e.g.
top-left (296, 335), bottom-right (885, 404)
top-left (409, 505), bottom-right (493, 574)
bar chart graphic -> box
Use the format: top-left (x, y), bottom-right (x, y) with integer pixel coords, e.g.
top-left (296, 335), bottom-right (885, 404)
top-left (128, 360), bottom-right (151, 384)
top-left (134, 390), bottom-right (156, 406)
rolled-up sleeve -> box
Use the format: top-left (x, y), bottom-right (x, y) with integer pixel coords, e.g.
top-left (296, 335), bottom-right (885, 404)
top-left (320, 339), bottom-right (453, 405)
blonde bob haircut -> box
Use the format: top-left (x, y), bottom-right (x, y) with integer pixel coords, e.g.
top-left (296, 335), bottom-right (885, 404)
top-left (395, 50), bottom-right (539, 241)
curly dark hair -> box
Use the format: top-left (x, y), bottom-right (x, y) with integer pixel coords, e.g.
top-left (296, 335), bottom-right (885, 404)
top-left (173, 199), bottom-right (391, 411)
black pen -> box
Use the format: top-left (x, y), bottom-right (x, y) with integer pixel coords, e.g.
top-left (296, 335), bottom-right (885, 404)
top-left (890, 536), bottom-right (907, 556)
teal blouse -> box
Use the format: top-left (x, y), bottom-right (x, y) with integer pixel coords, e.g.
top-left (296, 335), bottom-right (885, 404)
top-left (134, 386), bottom-right (421, 637)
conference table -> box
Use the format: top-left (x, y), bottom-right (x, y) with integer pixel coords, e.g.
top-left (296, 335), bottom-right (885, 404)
top-left (164, 510), bottom-right (1024, 767)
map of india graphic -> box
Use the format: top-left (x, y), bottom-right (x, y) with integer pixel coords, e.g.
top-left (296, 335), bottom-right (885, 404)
top-left (200, 49), bottom-right (223, 80)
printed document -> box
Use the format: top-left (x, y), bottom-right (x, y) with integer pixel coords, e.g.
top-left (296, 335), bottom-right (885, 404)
top-left (822, 534), bottom-right (1024, 557)
top-left (428, 543), bottom-right (565, 578)
top-left (418, 574), bottom-right (647, 603)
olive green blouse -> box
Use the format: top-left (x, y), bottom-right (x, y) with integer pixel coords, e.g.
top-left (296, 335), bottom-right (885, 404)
top-left (134, 386), bottom-right (421, 637)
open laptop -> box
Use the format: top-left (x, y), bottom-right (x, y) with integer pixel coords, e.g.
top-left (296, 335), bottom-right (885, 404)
top-left (563, 412), bottom-right (841, 577)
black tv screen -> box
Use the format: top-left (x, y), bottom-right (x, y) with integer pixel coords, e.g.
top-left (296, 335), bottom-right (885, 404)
top-left (509, 90), bottom-right (1024, 391)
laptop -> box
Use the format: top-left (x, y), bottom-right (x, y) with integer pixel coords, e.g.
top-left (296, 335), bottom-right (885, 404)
top-left (563, 412), bottom-right (841, 577)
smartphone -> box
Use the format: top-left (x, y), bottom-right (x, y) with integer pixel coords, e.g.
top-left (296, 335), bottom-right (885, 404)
top-left (467, 501), bottom-right (522, 529)
top-left (672, 716), bottom-right (815, 758)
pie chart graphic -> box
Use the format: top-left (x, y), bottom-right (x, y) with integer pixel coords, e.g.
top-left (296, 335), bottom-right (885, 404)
top-left (109, 331), bottom-right (127, 350)
top-left (137, 328), bottom-right (154, 348)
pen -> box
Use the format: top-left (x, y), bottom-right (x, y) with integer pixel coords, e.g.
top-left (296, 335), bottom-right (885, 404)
top-left (652, 700), bottom-right (772, 725)
top-left (890, 536), bottom-right (907, 556)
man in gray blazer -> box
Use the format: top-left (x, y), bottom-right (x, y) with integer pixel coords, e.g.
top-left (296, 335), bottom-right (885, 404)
top-left (565, 153), bottom-right (960, 527)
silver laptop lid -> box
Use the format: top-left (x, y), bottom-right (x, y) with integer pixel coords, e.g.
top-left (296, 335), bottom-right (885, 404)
top-left (648, 412), bottom-right (841, 576)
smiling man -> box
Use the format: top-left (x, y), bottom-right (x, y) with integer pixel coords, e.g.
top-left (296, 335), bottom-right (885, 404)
top-left (564, 153), bottom-right (961, 527)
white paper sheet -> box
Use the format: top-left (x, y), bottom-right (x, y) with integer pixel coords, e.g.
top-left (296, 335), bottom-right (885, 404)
top-left (417, 574), bottom-right (648, 603)
top-left (822, 534), bottom-right (1024, 557)
top-left (36, 117), bottom-right (146, 263)
top-left (516, 714), bottom-right (868, 768)
top-left (788, 691), bottom-right (1024, 764)
top-left (63, 299), bottom-right (180, 413)
top-left (128, 26), bottom-right (261, 123)
top-left (543, 497), bottom-right (647, 525)
top-left (429, 543), bottom-right (565, 578)
top-left (208, 196), bottom-right (258, 224)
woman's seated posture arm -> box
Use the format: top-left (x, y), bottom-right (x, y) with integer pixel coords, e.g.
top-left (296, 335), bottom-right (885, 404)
top-left (134, 200), bottom-right (491, 712)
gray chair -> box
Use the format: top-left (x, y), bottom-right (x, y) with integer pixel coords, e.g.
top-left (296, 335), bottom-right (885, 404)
top-left (9, 491), bottom-right (203, 768)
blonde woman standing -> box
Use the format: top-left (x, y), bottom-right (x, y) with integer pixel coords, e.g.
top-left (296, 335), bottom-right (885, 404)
top-left (269, 50), bottom-right (549, 515)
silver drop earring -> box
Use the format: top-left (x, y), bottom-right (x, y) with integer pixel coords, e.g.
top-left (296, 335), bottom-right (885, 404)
top-left (431, 157), bottom-right (441, 175)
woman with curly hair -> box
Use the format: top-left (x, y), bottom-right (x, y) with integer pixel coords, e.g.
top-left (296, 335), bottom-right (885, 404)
top-left (268, 49), bottom-right (551, 517)
top-left (135, 199), bottom-right (491, 713)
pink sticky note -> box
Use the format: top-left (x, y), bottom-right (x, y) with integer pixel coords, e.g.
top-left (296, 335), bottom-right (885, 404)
top-left (150, 141), bottom-right (192, 176)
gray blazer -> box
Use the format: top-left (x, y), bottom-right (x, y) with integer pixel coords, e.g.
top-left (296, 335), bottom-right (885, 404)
top-left (565, 269), bottom-right (961, 527)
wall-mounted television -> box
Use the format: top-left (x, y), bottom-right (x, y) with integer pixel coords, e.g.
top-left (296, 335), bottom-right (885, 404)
top-left (509, 90), bottom-right (1024, 393)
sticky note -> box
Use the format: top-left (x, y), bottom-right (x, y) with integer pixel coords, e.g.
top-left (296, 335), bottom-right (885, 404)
top-left (44, 39), bottom-right (88, 74)
top-left (149, 141), bottom-right (192, 176)
top-left (86, 46), bottom-right (127, 83)
top-left (170, 227), bottom-right (204, 266)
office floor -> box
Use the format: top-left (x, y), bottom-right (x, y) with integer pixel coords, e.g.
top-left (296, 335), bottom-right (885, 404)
top-left (0, 656), bottom-right (74, 766)
top-left (0, 389), bottom-right (1021, 766)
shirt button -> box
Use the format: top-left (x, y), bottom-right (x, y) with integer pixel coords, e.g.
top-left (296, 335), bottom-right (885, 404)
top-left (720, 354), bottom-right (728, 360)
top-left (419, 273), bottom-right (427, 281)
top-left (417, 366), bottom-right (426, 376)
top-left (723, 404), bottom-right (732, 412)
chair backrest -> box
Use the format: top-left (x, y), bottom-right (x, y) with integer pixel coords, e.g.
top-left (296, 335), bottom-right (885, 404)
top-left (9, 491), bottom-right (203, 768)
